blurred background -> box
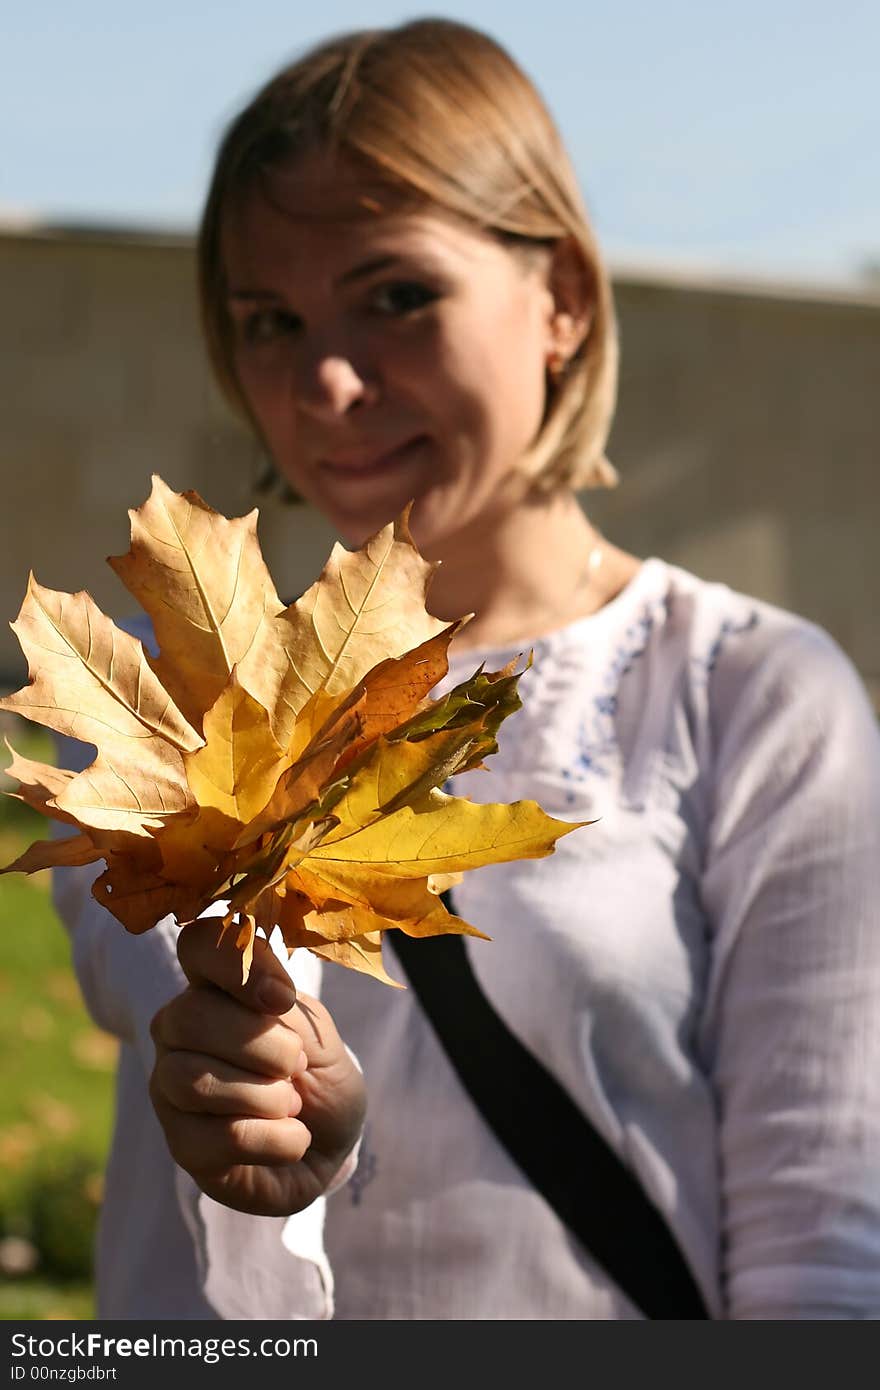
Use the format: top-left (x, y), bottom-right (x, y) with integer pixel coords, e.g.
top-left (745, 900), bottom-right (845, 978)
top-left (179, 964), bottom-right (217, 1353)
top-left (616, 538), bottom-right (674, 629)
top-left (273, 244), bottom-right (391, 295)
top-left (1, 0), bottom-right (877, 1317)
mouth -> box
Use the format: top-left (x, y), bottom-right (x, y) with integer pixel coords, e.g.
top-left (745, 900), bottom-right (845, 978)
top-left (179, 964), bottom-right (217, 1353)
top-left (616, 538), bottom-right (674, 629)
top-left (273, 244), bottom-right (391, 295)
top-left (318, 435), bottom-right (428, 480)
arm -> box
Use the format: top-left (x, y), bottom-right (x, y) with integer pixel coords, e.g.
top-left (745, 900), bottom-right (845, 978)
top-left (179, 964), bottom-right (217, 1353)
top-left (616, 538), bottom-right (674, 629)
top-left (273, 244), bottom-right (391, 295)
top-left (701, 626), bottom-right (880, 1318)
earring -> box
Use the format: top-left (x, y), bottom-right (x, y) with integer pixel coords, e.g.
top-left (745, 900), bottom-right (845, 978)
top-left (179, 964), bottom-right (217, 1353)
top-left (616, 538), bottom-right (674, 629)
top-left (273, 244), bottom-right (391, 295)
top-left (547, 350), bottom-right (568, 384)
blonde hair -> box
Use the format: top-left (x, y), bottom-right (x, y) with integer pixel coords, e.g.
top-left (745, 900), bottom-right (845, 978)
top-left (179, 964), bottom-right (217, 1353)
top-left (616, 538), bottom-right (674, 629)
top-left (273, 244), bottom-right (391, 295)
top-left (198, 17), bottom-right (619, 493)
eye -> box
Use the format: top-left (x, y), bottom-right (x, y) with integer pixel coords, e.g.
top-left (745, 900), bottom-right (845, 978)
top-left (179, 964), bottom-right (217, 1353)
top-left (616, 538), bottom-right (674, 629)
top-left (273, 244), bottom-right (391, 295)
top-left (369, 281), bottom-right (439, 316)
top-left (236, 308), bottom-right (302, 345)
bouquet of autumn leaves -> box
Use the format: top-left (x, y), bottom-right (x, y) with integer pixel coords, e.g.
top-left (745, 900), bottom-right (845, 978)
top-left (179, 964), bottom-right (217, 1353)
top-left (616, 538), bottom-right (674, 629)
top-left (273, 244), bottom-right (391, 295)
top-left (0, 476), bottom-right (582, 985)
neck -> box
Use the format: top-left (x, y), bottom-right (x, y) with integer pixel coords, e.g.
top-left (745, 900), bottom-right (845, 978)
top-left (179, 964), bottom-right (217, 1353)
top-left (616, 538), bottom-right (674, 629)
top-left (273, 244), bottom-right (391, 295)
top-left (421, 489), bottom-right (639, 654)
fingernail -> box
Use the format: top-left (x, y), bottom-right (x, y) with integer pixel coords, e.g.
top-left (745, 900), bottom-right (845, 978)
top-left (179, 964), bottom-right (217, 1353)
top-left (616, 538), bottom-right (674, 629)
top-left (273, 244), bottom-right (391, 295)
top-left (256, 976), bottom-right (297, 1013)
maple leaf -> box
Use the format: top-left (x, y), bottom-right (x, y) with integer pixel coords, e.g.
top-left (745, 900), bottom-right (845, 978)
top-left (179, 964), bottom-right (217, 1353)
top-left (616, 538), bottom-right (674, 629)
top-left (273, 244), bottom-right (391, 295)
top-left (107, 474), bottom-right (284, 732)
top-left (236, 508), bottom-right (449, 752)
top-left (0, 477), bottom-right (588, 984)
top-left (2, 742), bottom-right (78, 821)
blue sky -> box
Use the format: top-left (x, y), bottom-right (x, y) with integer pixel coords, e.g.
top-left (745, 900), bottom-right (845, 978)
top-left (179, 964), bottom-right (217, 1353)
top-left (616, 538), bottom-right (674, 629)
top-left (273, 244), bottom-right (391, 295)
top-left (3, 0), bottom-right (878, 284)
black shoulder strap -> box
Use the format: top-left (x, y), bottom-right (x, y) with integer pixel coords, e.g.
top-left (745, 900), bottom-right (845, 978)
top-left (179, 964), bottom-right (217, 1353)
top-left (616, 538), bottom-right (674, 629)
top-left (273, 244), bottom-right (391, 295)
top-left (387, 904), bottom-right (709, 1320)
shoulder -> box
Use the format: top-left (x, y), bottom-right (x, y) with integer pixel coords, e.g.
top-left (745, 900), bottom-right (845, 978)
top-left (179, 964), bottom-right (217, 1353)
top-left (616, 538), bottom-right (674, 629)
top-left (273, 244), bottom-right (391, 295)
top-left (523, 557), bottom-right (874, 767)
top-left (652, 559), bottom-right (871, 716)
top-left (646, 562), bottom-right (879, 803)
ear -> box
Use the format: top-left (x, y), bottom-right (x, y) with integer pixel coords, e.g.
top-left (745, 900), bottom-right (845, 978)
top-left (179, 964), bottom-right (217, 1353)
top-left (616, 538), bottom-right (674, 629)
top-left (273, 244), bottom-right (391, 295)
top-left (545, 237), bottom-right (595, 360)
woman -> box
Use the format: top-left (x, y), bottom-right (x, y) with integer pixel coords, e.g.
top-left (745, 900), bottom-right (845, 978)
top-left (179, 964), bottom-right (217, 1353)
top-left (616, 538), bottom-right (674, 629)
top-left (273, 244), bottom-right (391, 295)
top-left (60, 18), bottom-right (880, 1319)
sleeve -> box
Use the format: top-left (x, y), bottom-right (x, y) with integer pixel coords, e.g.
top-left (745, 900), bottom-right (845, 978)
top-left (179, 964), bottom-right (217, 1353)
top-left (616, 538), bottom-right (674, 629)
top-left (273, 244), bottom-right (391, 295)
top-left (48, 610), bottom-right (187, 1063)
top-left (50, 730), bottom-right (186, 1061)
top-left (700, 624), bottom-right (880, 1318)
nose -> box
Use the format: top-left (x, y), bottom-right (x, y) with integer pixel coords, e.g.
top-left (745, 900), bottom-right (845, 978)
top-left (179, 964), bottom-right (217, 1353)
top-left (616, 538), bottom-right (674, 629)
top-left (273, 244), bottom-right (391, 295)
top-left (297, 354), bottom-right (378, 421)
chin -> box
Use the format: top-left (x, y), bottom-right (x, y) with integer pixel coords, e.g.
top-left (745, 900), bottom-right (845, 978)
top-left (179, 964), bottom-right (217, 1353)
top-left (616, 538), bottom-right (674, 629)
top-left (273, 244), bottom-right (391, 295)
top-left (324, 500), bottom-right (404, 549)
top-left (318, 485), bottom-right (439, 553)
top-left (407, 490), bottom-right (474, 559)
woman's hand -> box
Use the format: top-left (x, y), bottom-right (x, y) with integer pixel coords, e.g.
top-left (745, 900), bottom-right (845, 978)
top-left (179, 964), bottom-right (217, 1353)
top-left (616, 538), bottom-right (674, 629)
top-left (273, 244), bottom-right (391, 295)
top-left (149, 919), bottom-right (366, 1217)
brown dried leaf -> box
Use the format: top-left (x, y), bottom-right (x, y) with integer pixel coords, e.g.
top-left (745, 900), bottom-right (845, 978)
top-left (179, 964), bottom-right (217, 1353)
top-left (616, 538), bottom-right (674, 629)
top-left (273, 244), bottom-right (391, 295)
top-left (2, 743), bottom-right (75, 809)
top-left (238, 510), bottom-right (447, 749)
top-left (1, 480), bottom-right (588, 986)
top-left (1, 832), bottom-right (103, 876)
top-left (334, 622), bottom-right (466, 767)
top-left (92, 853), bottom-right (202, 935)
top-left (53, 741), bottom-right (194, 835)
top-left (108, 475), bottom-right (284, 730)
top-left (288, 862), bottom-right (488, 938)
top-left (302, 896), bottom-right (478, 943)
top-left (302, 930), bottom-right (403, 989)
top-left (2, 743), bottom-right (80, 827)
top-left (0, 575), bottom-right (201, 757)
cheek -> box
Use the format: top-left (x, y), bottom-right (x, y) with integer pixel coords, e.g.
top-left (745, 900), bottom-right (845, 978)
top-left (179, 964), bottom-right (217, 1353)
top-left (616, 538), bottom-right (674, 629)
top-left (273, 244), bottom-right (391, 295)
top-left (234, 352), bottom-right (265, 410)
top-left (453, 289), bottom-right (550, 428)
top-left (234, 355), bottom-right (294, 439)
top-left (495, 330), bottom-right (548, 426)
top-left (421, 309), bottom-right (544, 446)
top-left (501, 284), bottom-right (552, 395)
top-left (455, 308), bottom-right (548, 453)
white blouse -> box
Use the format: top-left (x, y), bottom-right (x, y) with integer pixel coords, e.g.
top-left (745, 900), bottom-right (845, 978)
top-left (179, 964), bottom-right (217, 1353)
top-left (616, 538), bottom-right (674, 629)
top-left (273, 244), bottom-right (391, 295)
top-left (52, 559), bottom-right (880, 1319)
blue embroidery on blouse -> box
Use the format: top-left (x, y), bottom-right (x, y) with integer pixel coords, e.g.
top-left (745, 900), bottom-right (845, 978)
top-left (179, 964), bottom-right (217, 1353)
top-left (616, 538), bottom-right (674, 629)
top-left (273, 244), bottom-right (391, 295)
top-left (691, 610), bottom-right (760, 682)
top-left (560, 600), bottom-right (761, 803)
top-left (561, 596), bottom-right (671, 800)
top-left (348, 1123), bottom-right (378, 1206)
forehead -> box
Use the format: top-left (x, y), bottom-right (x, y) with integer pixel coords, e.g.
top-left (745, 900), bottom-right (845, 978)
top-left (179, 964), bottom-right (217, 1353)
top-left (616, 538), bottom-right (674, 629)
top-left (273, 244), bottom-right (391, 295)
top-left (220, 155), bottom-right (508, 285)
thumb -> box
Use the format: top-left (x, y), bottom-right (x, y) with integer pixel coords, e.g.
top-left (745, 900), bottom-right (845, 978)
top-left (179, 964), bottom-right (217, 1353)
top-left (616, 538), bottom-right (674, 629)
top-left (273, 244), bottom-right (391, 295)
top-left (176, 916), bottom-right (297, 1016)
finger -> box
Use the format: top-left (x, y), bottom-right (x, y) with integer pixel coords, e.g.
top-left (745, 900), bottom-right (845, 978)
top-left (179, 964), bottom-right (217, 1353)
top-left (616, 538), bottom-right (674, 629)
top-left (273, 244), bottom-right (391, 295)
top-left (280, 992), bottom-right (347, 1070)
top-left (154, 987), bottom-right (306, 1079)
top-left (150, 1089), bottom-right (313, 1173)
top-left (152, 1050), bottom-right (304, 1119)
top-left (177, 918), bottom-right (297, 1015)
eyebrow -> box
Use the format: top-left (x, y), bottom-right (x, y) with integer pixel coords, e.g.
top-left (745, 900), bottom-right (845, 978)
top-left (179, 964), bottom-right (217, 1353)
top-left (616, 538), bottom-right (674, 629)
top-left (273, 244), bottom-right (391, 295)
top-left (226, 254), bottom-right (403, 302)
top-left (338, 254), bottom-right (400, 286)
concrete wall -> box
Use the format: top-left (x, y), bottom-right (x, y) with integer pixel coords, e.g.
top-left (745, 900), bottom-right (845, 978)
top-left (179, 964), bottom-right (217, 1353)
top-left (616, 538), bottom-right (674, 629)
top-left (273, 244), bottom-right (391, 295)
top-left (593, 270), bottom-right (880, 706)
top-left (2, 228), bottom-right (877, 706)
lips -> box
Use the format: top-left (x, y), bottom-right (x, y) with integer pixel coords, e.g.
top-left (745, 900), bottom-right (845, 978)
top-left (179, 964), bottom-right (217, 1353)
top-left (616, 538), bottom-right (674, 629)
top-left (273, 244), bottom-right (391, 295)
top-left (319, 435), bottom-right (427, 477)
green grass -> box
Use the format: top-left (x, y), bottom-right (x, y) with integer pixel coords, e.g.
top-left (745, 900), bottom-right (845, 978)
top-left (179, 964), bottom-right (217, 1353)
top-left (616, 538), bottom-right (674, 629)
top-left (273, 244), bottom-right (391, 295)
top-left (0, 1280), bottom-right (93, 1321)
top-left (1, 719), bottom-right (112, 1321)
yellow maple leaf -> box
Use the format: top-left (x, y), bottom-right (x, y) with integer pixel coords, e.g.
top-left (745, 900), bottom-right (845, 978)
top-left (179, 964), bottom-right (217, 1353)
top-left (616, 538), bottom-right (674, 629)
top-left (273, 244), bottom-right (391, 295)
top-left (108, 474), bottom-right (284, 732)
top-left (237, 507), bottom-right (449, 751)
top-left (183, 675), bottom-right (290, 825)
top-left (0, 478), bottom-right (587, 984)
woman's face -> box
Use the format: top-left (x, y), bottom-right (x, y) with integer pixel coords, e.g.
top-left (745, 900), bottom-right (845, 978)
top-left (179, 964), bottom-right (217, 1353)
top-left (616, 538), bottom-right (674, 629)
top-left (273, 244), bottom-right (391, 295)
top-left (221, 157), bottom-right (559, 551)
